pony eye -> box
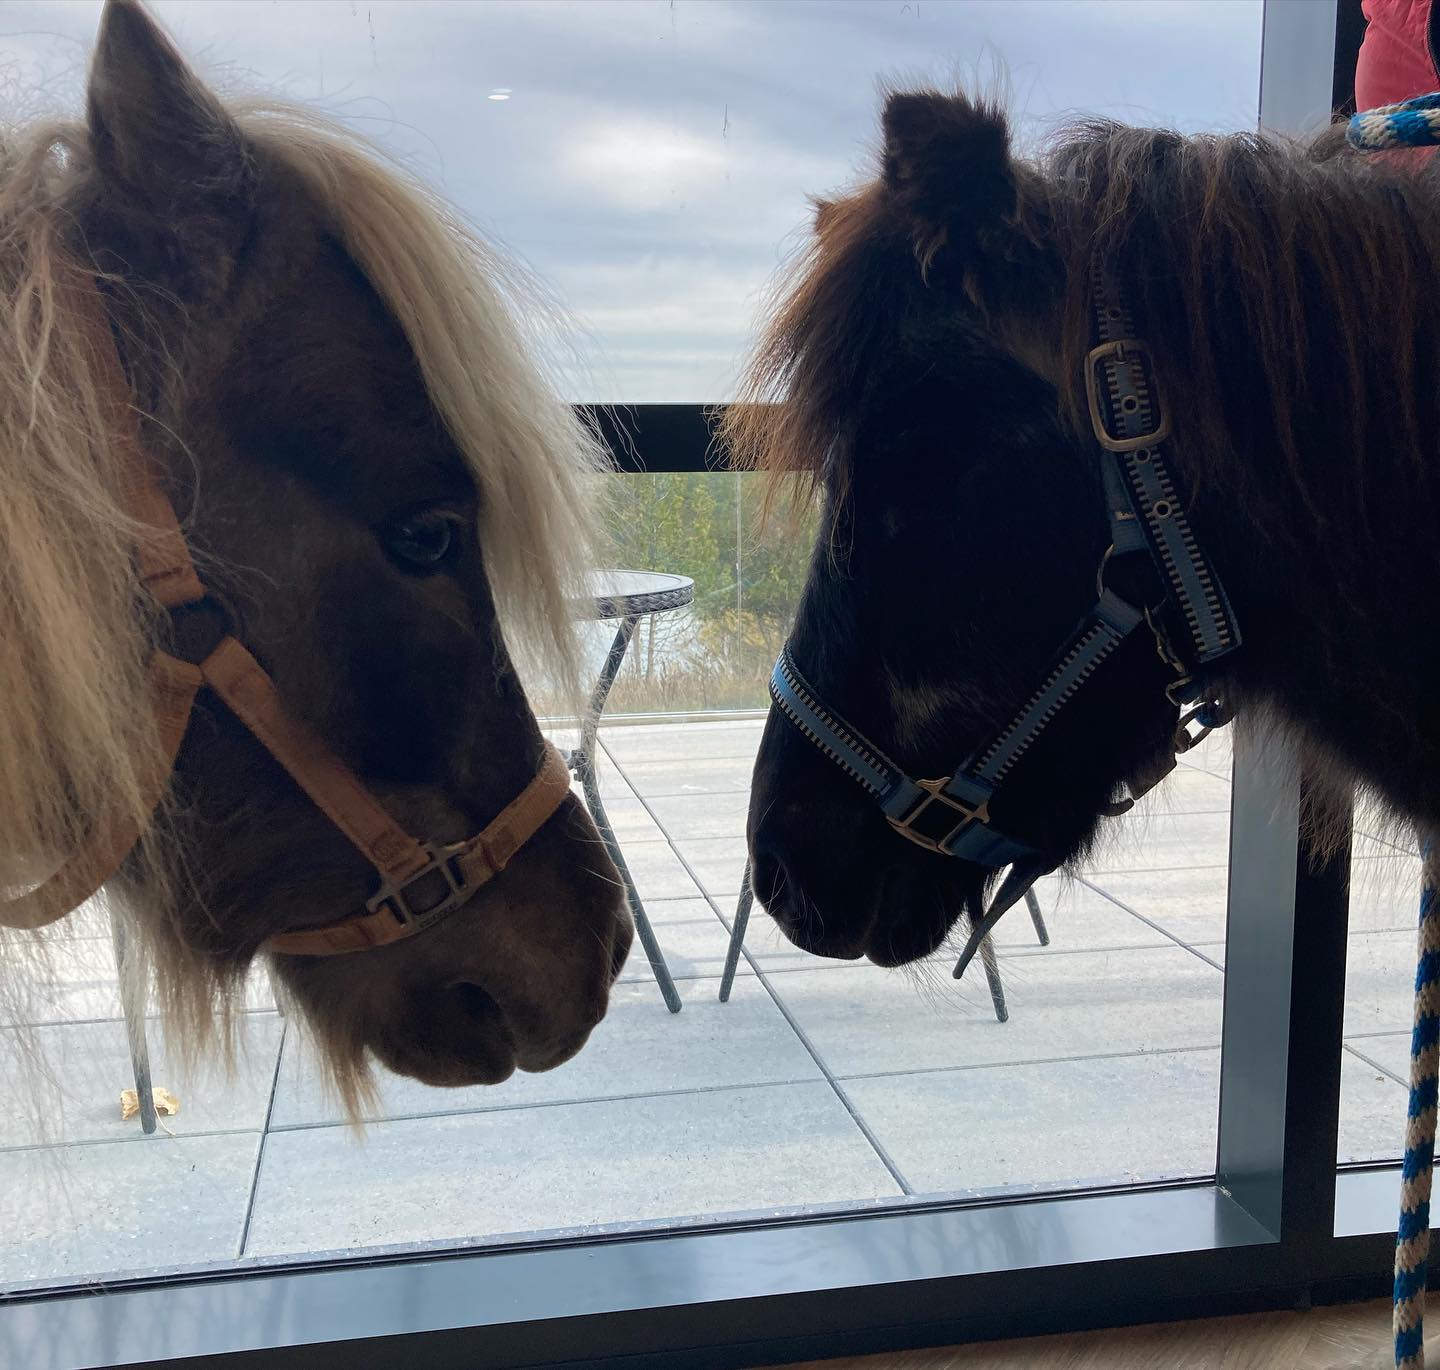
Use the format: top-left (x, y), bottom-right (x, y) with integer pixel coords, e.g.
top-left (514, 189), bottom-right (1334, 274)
top-left (382, 509), bottom-right (461, 570)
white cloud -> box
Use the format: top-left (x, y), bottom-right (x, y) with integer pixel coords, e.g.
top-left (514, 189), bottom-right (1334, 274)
top-left (1, 0), bottom-right (1266, 400)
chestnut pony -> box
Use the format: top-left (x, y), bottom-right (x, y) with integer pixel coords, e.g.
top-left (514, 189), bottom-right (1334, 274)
top-left (0, 0), bottom-right (630, 1108)
top-left (728, 89), bottom-right (1440, 965)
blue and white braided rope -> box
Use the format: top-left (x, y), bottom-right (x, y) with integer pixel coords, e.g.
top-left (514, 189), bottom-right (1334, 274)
top-left (1397, 836), bottom-right (1440, 1369)
top-left (1349, 93), bottom-right (1440, 152)
top-left (1345, 95), bottom-right (1440, 1365)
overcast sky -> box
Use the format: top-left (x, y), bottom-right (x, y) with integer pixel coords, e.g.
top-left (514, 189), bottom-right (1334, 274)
top-left (2, 1), bottom-right (1263, 401)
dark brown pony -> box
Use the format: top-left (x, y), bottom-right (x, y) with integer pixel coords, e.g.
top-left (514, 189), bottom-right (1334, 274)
top-left (0, 0), bottom-right (630, 1106)
top-left (726, 89), bottom-right (1439, 964)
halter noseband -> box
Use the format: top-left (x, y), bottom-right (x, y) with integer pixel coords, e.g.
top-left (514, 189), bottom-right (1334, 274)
top-left (770, 270), bottom-right (1242, 967)
top-left (0, 281), bottom-right (570, 958)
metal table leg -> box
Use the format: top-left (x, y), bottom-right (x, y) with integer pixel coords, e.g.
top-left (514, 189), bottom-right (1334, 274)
top-left (110, 912), bottom-right (157, 1134)
top-left (572, 616), bottom-right (682, 1014)
top-left (975, 931), bottom-right (1009, 1024)
top-left (719, 862), bottom-right (754, 1002)
top-left (1025, 886), bottom-right (1050, 946)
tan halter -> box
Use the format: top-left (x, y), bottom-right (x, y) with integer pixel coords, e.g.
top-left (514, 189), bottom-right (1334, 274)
top-left (0, 283), bottom-right (571, 957)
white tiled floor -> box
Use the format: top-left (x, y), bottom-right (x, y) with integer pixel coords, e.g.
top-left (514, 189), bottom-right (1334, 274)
top-left (0, 720), bottom-right (1423, 1291)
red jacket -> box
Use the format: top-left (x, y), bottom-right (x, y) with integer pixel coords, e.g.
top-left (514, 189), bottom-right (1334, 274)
top-left (1357, 0), bottom-right (1440, 108)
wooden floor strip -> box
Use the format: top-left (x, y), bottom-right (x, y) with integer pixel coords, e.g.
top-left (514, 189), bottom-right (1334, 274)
top-left (769, 1298), bottom-right (1435, 1369)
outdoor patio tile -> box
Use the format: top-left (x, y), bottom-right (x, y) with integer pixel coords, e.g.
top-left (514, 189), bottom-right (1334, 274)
top-left (0, 1014), bottom-right (283, 1150)
top-left (1080, 867), bottom-right (1229, 947)
top-left (1089, 855), bottom-right (1422, 945)
top-left (1344, 930), bottom-right (1421, 1037)
top-left (1355, 794), bottom-right (1416, 852)
top-left (586, 792), bottom-right (665, 842)
top-left (246, 1081), bottom-right (898, 1257)
top-left (634, 895), bottom-right (725, 926)
top-left (0, 938), bottom-right (275, 1028)
top-left (1180, 731), bottom-right (1232, 779)
top-left (1344, 1035), bottom-right (1410, 1086)
top-left (1349, 853), bottom-right (1425, 931)
top-left (270, 975), bottom-right (813, 1129)
top-left (644, 790), bottom-right (750, 841)
top-left (1354, 834), bottom-right (1420, 864)
top-left (609, 839), bottom-right (706, 900)
top-left (1086, 809), bottom-right (1232, 872)
top-left (967, 876), bottom-right (1167, 955)
top-left (1131, 767), bottom-right (1232, 815)
top-left (600, 720), bottom-right (763, 765)
top-left (844, 1048), bottom-right (1221, 1195)
top-left (0, 1132), bottom-right (260, 1289)
top-left (1337, 1052), bottom-right (1408, 1164)
top-left (1186, 942), bottom-right (1226, 968)
top-left (615, 755), bottom-right (756, 798)
top-left (585, 760), bottom-right (639, 803)
top-left (771, 946), bottom-right (1223, 1078)
top-left (619, 917), bottom-right (741, 984)
top-left (738, 876), bottom-right (1168, 978)
top-left (670, 834), bottom-right (750, 899)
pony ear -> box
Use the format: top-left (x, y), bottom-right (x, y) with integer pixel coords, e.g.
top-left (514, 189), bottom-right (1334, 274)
top-left (85, 0), bottom-right (255, 301)
top-left (881, 91), bottom-right (1015, 266)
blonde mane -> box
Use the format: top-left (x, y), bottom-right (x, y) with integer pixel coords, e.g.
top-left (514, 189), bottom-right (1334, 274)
top-left (0, 95), bottom-right (605, 1089)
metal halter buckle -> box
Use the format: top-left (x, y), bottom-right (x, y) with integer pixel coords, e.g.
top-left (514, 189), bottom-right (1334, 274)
top-left (1085, 337), bottom-right (1171, 452)
top-left (366, 841), bottom-right (473, 930)
top-left (887, 778), bottom-right (991, 854)
top-left (1174, 698), bottom-right (1234, 755)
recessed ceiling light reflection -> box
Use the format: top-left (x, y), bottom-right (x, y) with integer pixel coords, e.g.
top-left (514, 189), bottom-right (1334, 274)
top-left (488, 89), bottom-right (512, 102)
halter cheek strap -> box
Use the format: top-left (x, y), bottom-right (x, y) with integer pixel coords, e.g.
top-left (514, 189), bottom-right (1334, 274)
top-left (771, 588), bottom-right (1143, 869)
top-left (0, 279), bottom-right (570, 957)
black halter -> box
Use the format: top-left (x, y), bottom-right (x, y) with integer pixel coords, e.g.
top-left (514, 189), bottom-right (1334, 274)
top-left (769, 269), bottom-right (1242, 970)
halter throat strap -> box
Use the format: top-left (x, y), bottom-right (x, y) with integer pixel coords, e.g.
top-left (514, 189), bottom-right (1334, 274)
top-left (0, 280), bottom-right (568, 956)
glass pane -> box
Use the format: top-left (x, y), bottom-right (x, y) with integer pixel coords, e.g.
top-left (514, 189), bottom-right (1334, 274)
top-left (3, 0), bottom-right (1261, 1299)
top-left (1337, 815), bottom-right (1424, 1165)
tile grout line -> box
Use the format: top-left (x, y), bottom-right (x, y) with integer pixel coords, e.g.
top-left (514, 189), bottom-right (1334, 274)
top-left (90, 1041), bottom-right (1233, 1148)
top-left (600, 734), bottom-right (917, 1197)
top-left (1074, 873), bottom-right (1226, 972)
top-left (835, 1041), bottom-right (1224, 1084)
top-left (0, 1123), bottom-right (267, 1158)
top-left (748, 939), bottom-right (1220, 974)
top-left (4, 1005), bottom-right (280, 1034)
top-left (259, 1074), bottom-right (829, 1136)
top-left (1343, 1041), bottom-right (1409, 1088)
top-left (235, 1016), bottom-right (288, 1260)
top-left (0, 1037), bottom-right (1236, 1155)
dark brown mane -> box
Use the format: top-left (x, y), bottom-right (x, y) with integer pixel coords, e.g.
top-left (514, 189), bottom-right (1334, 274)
top-left (726, 100), bottom-right (1440, 554)
top-left (721, 179), bottom-right (897, 505)
top-left (1046, 122), bottom-right (1440, 531)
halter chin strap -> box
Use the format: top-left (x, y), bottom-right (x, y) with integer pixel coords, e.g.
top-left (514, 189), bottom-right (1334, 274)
top-left (769, 267), bottom-right (1243, 973)
top-left (0, 280), bottom-right (569, 956)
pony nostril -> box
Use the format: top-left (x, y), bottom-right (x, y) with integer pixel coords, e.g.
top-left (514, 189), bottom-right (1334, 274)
top-left (447, 980), bottom-right (503, 1030)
